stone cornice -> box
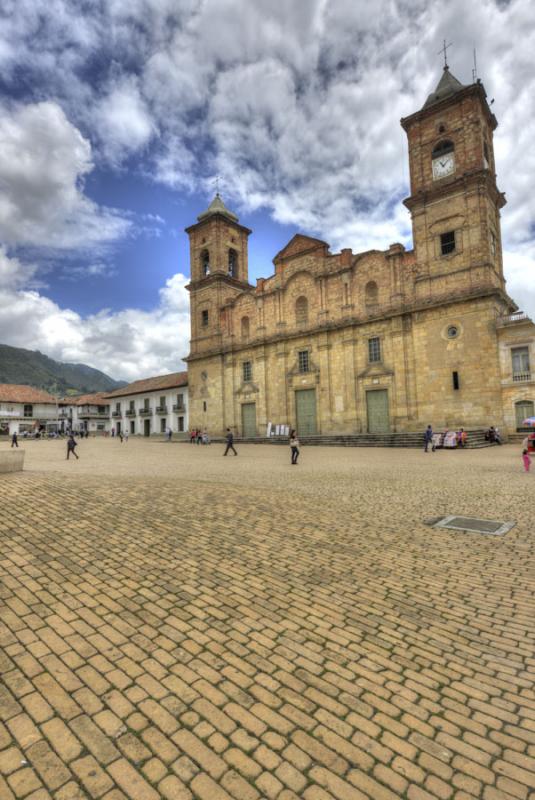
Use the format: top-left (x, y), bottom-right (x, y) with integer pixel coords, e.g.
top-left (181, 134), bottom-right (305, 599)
top-left (185, 285), bottom-right (514, 362)
top-left (403, 170), bottom-right (506, 211)
top-left (400, 82), bottom-right (497, 131)
top-left (185, 212), bottom-right (252, 236)
top-left (186, 275), bottom-right (254, 293)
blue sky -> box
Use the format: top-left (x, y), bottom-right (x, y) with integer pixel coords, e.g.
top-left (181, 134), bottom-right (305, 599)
top-left (0, 0), bottom-right (534, 380)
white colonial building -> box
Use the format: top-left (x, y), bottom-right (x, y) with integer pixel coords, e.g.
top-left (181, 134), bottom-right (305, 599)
top-left (0, 384), bottom-right (59, 436)
top-left (104, 372), bottom-right (188, 436)
top-left (59, 393), bottom-right (111, 435)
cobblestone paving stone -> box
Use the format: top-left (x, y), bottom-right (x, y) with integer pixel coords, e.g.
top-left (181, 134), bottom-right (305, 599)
top-left (0, 438), bottom-right (534, 800)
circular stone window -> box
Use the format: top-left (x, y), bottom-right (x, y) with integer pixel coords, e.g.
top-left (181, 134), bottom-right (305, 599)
top-left (446, 325), bottom-right (459, 339)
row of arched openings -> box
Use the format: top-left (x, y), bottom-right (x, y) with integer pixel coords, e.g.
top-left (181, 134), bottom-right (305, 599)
top-left (237, 283), bottom-right (379, 339)
top-left (200, 248), bottom-right (238, 277)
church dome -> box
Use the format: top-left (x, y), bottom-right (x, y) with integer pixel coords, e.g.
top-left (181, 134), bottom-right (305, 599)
top-left (197, 193), bottom-right (239, 223)
top-left (422, 66), bottom-right (465, 109)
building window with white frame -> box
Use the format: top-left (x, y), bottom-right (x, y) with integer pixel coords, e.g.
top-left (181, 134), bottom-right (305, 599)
top-left (242, 361), bottom-right (252, 382)
top-left (298, 350), bottom-right (310, 373)
top-left (368, 337), bottom-right (381, 363)
top-left (512, 346), bottom-right (530, 381)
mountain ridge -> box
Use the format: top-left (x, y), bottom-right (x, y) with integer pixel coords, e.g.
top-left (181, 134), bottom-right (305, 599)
top-left (0, 343), bottom-right (126, 395)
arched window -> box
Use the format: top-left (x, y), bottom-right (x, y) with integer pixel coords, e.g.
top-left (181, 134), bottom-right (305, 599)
top-left (295, 296), bottom-right (308, 325)
top-left (228, 249), bottom-right (238, 277)
top-left (200, 249), bottom-right (210, 276)
top-left (432, 140), bottom-right (454, 158)
top-left (241, 316), bottom-right (250, 340)
top-left (515, 400), bottom-right (534, 429)
top-left (365, 280), bottom-right (378, 305)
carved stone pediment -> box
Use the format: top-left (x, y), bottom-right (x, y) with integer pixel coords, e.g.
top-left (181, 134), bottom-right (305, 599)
top-left (358, 364), bottom-right (394, 379)
top-left (235, 382), bottom-right (259, 396)
top-left (287, 355), bottom-right (319, 377)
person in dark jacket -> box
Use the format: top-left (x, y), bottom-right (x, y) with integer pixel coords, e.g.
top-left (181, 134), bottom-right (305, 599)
top-left (11, 432), bottom-right (18, 448)
top-left (424, 425), bottom-right (434, 453)
top-left (66, 434), bottom-right (79, 460)
top-left (289, 430), bottom-right (300, 464)
top-left (223, 428), bottom-right (237, 456)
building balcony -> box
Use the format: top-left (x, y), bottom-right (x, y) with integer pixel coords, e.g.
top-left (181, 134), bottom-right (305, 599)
top-left (139, 408), bottom-right (152, 416)
top-left (496, 312), bottom-right (532, 328)
top-left (512, 372), bottom-right (533, 383)
top-left (78, 410), bottom-right (109, 419)
top-left (112, 411), bottom-right (122, 417)
top-left (125, 409), bottom-right (136, 417)
top-left (155, 405), bottom-right (168, 414)
top-left (173, 404), bottom-right (185, 412)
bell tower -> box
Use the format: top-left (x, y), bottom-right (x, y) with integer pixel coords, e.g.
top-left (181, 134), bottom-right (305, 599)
top-left (401, 66), bottom-right (506, 295)
top-left (185, 194), bottom-right (252, 356)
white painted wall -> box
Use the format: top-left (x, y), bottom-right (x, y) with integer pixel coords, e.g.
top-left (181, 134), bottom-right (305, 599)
top-left (0, 402), bottom-right (59, 435)
top-left (109, 386), bottom-right (188, 436)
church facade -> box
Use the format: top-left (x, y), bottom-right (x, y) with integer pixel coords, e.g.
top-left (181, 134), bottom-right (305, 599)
top-left (185, 67), bottom-right (535, 438)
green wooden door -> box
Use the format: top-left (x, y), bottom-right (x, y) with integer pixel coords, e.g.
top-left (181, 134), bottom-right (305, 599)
top-left (241, 403), bottom-right (257, 437)
top-left (366, 390), bottom-right (389, 433)
top-left (515, 400), bottom-right (534, 429)
top-left (295, 389), bottom-right (317, 435)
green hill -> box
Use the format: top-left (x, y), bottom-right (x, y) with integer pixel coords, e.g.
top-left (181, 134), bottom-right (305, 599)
top-left (0, 344), bottom-right (126, 395)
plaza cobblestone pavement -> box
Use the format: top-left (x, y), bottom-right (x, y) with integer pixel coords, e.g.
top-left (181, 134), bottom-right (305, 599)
top-left (0, 438), bottom-right (534, 800)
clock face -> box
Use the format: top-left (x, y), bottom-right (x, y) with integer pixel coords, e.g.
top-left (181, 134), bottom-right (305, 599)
top-left (432, 153), bottom-right (455, 179)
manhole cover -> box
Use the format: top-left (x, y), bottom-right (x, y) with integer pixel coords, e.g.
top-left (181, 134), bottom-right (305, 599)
top-left (432, 515), bottom-right (515, 536)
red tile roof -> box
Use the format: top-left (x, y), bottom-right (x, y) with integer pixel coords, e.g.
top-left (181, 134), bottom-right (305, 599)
top-left (104, 371), bottom-right (188, 399)
top-left (0, 384), bottom-right (57, 404)
top-left (60, 392), bottom-right (110, 406)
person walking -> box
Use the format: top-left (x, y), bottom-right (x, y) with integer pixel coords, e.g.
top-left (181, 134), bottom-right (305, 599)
top-left (124, 430), bottom-right (129, 442)
top-left (223, 428), bottom-right (237, 456)
top-left (289, 429), bottom-right (300, 465)
top-left (118, 431), bottom-right (124, 443)
top-left (522, 448), bottom-right (531, 473)
top-left (66, 434), bottom-right (79, 460)
top-left (424, 425), bottom-right (434, 453)
top-left (11, 432), bottom-right (18, 448)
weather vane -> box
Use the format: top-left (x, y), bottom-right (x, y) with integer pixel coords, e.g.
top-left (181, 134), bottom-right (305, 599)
top-left (439, 39), bottom-right (453, 69)
top-left (212, 175), bottom-right (221, 195)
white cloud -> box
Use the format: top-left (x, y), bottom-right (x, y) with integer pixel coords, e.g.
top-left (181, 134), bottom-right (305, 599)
top-left (1, 0), bottom-right (535, 372)
top-left (0, 247), bottom-right (39, 289)
top-left (0, 100), bottom-right (130, 250)
top-left (0, 261), bottom-right (190, 381)
top-left (94, 76), bottom-right (156, 164)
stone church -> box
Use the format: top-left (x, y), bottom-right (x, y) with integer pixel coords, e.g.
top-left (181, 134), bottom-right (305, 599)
top-left (185, 66), bottom-right (535, 438)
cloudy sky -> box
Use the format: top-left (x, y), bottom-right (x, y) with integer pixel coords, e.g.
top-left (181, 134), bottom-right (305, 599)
top-left (1, 0), bottom-right (534, 381)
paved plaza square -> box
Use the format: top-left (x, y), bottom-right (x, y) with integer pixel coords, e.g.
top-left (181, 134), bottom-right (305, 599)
top-left (0, 439), bottom-right (534, 800)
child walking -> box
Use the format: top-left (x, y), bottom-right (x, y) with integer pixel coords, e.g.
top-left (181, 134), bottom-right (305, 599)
top-left (522, 448), bottom-right (531, 473)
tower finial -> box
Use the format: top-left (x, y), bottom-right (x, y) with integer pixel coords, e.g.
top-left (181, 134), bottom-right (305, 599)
top-left (438, 39), bottom-right (453, 69)
top-left (472, 48), bottom-right (478, 82)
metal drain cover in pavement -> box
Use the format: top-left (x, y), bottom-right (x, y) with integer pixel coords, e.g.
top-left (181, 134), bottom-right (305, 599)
top-left (432, 515), bottom-right (515, 536)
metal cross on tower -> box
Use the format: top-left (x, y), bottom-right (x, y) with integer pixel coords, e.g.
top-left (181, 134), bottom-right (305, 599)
top-left (438, 39), bottom-right (453, 69)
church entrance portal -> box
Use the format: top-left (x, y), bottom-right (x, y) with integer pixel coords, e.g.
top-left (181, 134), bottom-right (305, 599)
top-left (295, 389), bottom-right (317, 435)
top-left (366, 389), bottom-right (389, 433)
top-left (241, 403), bottom-right (256, 437)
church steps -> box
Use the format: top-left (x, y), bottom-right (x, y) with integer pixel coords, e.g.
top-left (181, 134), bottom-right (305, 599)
top-left (209, 429), bottom-right (499, 449)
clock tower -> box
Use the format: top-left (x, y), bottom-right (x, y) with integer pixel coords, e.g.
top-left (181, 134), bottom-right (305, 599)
top-left (401, 66), bottom-right (506, 297)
